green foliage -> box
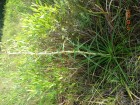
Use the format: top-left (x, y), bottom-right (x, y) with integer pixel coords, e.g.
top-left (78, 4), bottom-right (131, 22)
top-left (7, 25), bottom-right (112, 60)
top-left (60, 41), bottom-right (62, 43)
top-left (16, 55), bottom-right (68, 104)
top-left (23, 4), bottom-right (58, 37)
top-left (1, 0), bottom-right (140, 105)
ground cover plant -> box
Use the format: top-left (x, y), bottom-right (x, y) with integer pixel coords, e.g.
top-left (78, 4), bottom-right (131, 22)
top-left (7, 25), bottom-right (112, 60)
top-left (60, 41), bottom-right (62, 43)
top-left (0, 0), bottom-right (140, 105)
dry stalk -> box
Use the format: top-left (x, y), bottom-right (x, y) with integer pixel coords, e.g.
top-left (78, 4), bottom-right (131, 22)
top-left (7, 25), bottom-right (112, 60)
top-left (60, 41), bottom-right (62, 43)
top-left (0, 50), bottom-right (109, 57)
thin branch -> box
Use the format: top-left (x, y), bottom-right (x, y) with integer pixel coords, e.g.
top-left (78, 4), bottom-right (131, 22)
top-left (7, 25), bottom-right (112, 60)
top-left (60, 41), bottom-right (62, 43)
top-left (0, 51), bottom-right (110, 57)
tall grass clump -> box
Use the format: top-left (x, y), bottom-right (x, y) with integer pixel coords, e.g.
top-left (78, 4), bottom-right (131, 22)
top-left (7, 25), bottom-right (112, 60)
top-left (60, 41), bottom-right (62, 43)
top-left (66, 0), bottom-right (140, 104)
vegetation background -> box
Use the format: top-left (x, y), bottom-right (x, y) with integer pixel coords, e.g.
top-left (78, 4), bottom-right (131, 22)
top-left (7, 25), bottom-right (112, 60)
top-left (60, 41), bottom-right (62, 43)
top-left (0, 0), bottom-right (140, 105)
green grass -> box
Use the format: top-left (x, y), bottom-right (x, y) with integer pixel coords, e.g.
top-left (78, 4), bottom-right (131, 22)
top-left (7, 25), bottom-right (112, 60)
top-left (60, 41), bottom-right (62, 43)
top-left (1, 0), bottom-right (140, 105)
